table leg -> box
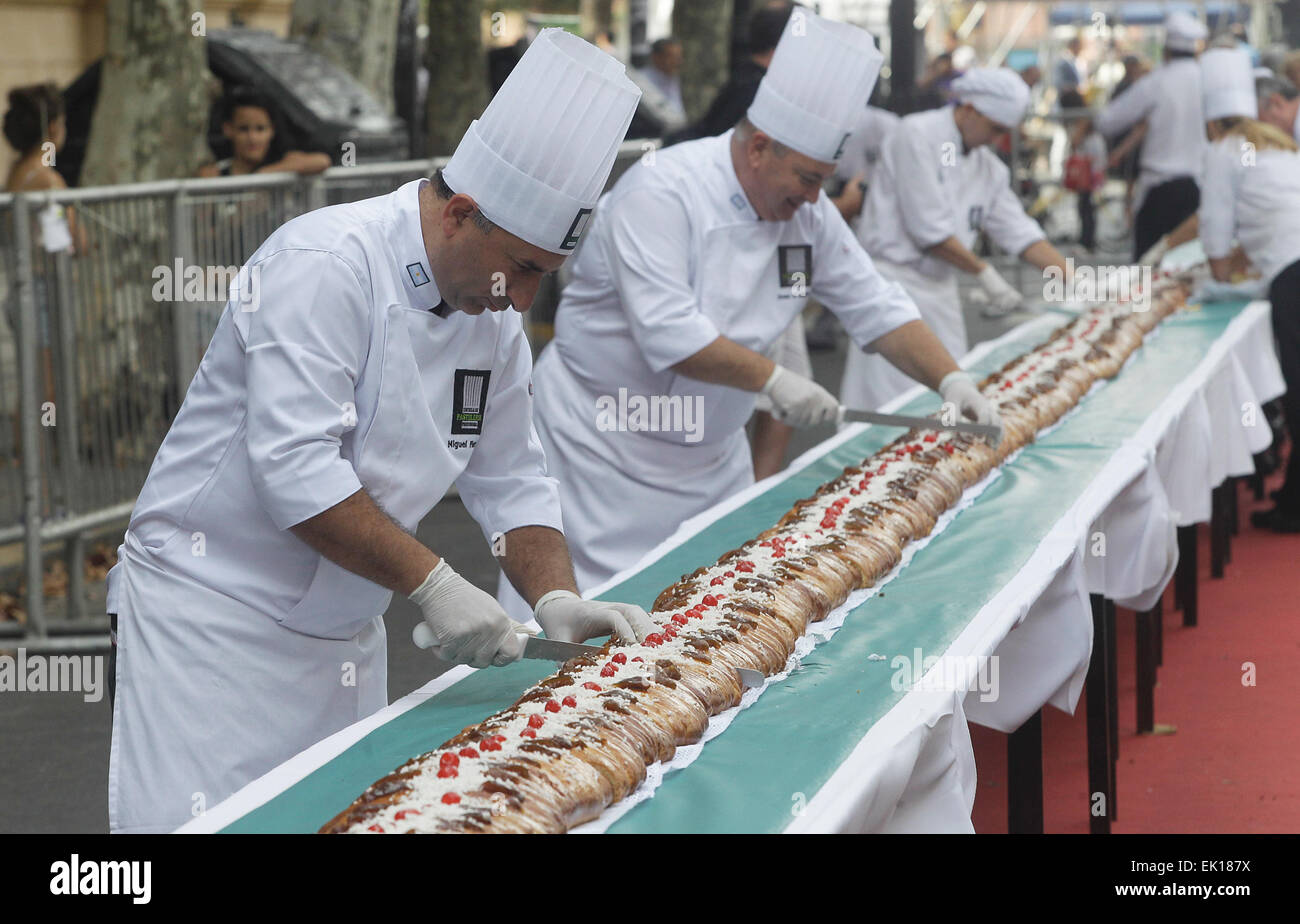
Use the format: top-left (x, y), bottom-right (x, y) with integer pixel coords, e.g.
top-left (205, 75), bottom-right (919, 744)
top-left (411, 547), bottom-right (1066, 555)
top-left (1087, 594), bottom-right (1112, 835)
top-left (1136, 607), bottom-right (1156, 734)
top-left (1106, 598), bottom-right (1118, 821)
top-left (1177, 525), bottom-right (1198, 627)
top-left (1211, 485), bottom-right (1227, 579)
top-left (1007, 710), bottom-right (1044, 834)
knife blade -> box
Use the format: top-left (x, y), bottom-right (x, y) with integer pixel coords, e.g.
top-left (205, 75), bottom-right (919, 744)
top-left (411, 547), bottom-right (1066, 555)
top-left (838, 407), bottom-right (1002, 445)
top-left (413, 624), bottom-right (765, 686)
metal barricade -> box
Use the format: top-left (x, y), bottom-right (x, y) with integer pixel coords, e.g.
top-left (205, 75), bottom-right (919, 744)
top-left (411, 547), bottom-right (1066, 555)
top-left (0, 142), bottom-right (653, 646)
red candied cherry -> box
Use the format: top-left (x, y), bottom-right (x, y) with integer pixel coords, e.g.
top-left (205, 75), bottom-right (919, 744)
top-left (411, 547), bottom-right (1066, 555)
top-left (520, 728), bottom-right (536, 738)
top-left (457, 747), bottom-right (479, 759)
top-left (528, 713), bottom-right (545, 728)
top-left (944, 444), bottom-right (956, 454)
top-left (395, 809), bottom-right (420, 821)
top-left (702, 594), bottom-right (718, 607)
top-left (600, 665), bottom-right (617, 676)
top-left (821, 517), bottom-right (836, 529)
top-left (437, 766), bottom-right (457, 778)
top-left (710, 577), bottom-right (725, 586)
top-left (724, 570), bottom-right (735, 578)
top-left (772, 550), bottom-right (785, 557)
top-left (441, 793), bottom-right (460, 805)
top-left (545, 700), bottom-right (562, 713)
top-left (849, 488), bottom-right (860, 496)
top-left (924, 434), bottom-right (937, 443)
top-left (646, 632), bottom-right (664, 645)
top-left (440, 752), bottom-right (459, 766)
top-left (480, 739), bottom-right (501, 752)
top-left (367, 824), bottom-right (384, 833)
top-left (582, 681), bottom-right (602, 691)
top-left (612, 652), bottom-right (627, 664)
top-left (671, 614), bottom-right (688, 625)
top-left (491, 735), bottom-right (507, 743)
top-left (688, 610), bottom-right (703, 620)
top-left (631, 656), bottom-right (644, 662)
top-left (877, 464), bottom-right (888, 474)
top-left (736, 561), bottom-right (754, 572)
top-left (562, 695), bottom-right (577, 708)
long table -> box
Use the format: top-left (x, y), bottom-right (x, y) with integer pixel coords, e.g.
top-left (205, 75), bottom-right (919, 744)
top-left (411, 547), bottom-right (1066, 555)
top-left (178, 295), bottom-right (1283, 834)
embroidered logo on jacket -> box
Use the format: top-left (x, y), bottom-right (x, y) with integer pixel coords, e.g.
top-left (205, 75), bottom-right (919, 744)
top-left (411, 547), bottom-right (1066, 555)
top-left (778, 244), bottom-right (813, 289)
top-left (451, 369), bottom-right (492, 435)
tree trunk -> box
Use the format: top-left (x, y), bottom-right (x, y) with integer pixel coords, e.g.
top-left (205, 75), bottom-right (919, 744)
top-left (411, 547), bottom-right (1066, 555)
top-left (290, 0), bottom-right (401, 115)
top-left (425, 0), bottom-right (487, 157)
top-left (673, 0), bottom-right (733, 123)
top-left (81, 0), bottom-right (209, 185)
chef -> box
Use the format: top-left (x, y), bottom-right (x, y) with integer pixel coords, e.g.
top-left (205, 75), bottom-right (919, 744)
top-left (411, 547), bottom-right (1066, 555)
top-left (1197, 48), bottom-right (1300, 532)
top-left (840, 67), bottom-right (1069, 413)
top-left (1095, 10), bottom-right (1207, 261)
top-left (497, 10), bottom-right (999, 619)
top-left (107, 30), bottom-right (653, 834)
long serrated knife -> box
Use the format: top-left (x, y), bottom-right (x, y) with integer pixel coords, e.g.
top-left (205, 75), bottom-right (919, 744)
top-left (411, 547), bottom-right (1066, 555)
top-left (839, 407), bottom-right (1002, 446)
top-left (412, 623), bottom-right (763, 687)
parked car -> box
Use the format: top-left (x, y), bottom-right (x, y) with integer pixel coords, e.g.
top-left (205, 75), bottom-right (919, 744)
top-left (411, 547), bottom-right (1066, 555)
top-left (58, 27), bottom-right (409, 186)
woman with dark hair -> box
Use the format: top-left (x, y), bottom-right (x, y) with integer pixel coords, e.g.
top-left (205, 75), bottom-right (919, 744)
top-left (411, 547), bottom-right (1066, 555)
top-left (197, 86), bottom-right (330, 177)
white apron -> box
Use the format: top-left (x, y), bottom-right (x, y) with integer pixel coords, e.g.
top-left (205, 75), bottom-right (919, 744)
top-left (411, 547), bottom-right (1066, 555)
top-left (840, 258), bottom-right (964, 411)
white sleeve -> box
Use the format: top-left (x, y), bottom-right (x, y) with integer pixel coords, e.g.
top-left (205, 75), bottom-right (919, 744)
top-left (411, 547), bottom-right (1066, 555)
top-left (455, 314), bottom-right (565, 543)
top-left (236, 248), bottom-right (368, 530)
top-left (1197, 143), bottom-right (1240, 260)
top-left (600, 185), bottom-right (721, 373)
top-left (982, 157), bottom-right (1047, 256)
top-left (889, 120), bottom-right (959, 248)
top-left (1096, 73), bottom-right (1156, 139)
top-left (810, 201), bottom-right (922, 351)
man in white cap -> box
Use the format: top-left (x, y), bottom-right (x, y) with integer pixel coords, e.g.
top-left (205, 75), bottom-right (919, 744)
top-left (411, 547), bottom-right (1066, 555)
top-left (106, 30), bottom-right (654, 833)
top-left (1256, 72), bottom-right (1300, 145)
top-left (839, 66), bottom-right (1069, 414)
top-left (498, 10), bottom-right (999, 619)
top-left (1096, 9), bottom-right (1208, 262)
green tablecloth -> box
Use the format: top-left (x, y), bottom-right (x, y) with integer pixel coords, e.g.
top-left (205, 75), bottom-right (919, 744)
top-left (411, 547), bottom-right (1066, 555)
top-left (220, 301), bottom-right (1250, 834)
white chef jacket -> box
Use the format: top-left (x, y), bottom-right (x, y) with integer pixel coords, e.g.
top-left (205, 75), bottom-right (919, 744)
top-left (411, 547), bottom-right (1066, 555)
top-left (856, 106), bottom-right (1046, 282)
top-left (498, 131), bottom-right (919, 619)
top-left (834, 106), bottom-right (902, 193)
top-left (840, 106), bottom-right (1045, 411)
top-left (1199, 136), bottom-right (1300, 287)
top-left (108, 178), bottom-right (562, 832)
top-left (1096, 57), bottom-right (1206, 211)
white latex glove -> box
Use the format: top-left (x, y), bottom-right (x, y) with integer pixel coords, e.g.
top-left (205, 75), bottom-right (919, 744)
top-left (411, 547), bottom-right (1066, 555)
top-left (975, 264), bottom-right (1024, 317)
top-left (534, 590), bottom-right (656, 644)
top-left (939, 370), bottom-right (1003, 442)
top-left (761, 364), bottom-right (840, 428)
top-left (408, 559), bottom-right (525, 668)
top-left (1138, 235), bottom-right (1170, 268)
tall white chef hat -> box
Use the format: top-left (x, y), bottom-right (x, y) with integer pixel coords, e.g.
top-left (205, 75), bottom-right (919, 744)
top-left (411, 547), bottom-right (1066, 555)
top-left (1202, 46), bottom-right (1258, 120)
top-left (950, 67), bottom-right (1031, 128)
top-left (1165, 11), bottom-right (1208, 54)
top-left (746, 9), bottom-right (884, 163)
top-left (441, 28), bottom-right (641, 255)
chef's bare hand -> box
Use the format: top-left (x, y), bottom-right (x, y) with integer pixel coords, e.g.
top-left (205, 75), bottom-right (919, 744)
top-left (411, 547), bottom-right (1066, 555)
top-left (761, 365), bottom-right (840, 428)
top-left (939, 370), bottom-right (1003, 441)
top-left (409, 560), bottom-right (525, 668)
top-left (534, 590), bottom-right (656, 644)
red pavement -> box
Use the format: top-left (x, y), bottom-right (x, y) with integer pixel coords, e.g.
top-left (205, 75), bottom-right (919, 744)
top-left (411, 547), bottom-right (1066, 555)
top-left (971, 472), bottom-right (1300, 833)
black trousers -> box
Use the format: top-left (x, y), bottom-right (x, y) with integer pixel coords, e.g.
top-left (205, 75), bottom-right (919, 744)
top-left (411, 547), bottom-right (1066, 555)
top-left (1268, 259), bottom-right (1300, 515)
top-left (1133, 176), bottom-right (1199, 262)
top-left (1077, 191), bottom-right (1096, 251)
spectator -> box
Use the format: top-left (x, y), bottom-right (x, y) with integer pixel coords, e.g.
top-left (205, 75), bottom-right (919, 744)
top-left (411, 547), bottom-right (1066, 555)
top-left (197, 86), bottom-right (330, 177)
top-left (3, 83), bottom-right (82, 449)
top-left (664, 1), bottom-right (799, 145)
top-left (1111, 53), bottom-right (1147, 99)
top-left (1055, 34), bottom-right (1085, 92)
top-left (1284, 49), bottom-right (1300, 89)
top-left (640, 37), bottom-right (685, 122)
top-left (914, 52), bottom-right (959, 111)
top-left (1257, 73), bottom-right (1300, 144)
top-left (1060, 89), bottom-right (1107, 251)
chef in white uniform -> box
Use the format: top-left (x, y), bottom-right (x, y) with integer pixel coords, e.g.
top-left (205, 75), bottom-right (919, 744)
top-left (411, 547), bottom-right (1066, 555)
top-left (107, 30), bottom-right (654, 834)
top-left (1096, 10), bottom-right (1207, 261)
top-left (840, 67), bottom-right (1068, 413)
top-left (1198, 48), bottom-right (1300, 532)
top-left (498, 11), bottom-right (1000, 619)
